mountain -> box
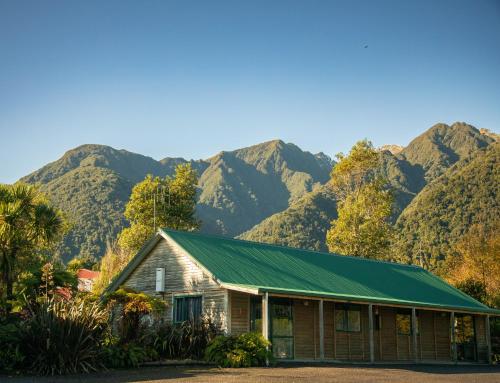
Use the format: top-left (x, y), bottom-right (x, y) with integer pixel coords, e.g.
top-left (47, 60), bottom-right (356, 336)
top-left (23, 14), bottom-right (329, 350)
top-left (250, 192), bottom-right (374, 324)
top-left (395, 142), bottom-right (499, 269)
top-left (238, 183), bottom-right (337, 251)
top-left (397, 122), bottom-right (493, 181)
top-left (240, 122), bottom-right (496, 252)
top-left (197, 140), bottom-right (332, 236)
top-left (21, 141), bottom-right (331, 261)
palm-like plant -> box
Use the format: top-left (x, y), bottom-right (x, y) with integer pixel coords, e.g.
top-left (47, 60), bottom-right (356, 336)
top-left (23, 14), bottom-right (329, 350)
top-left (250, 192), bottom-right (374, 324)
top-left (0, 183), bottom-right (64, 300)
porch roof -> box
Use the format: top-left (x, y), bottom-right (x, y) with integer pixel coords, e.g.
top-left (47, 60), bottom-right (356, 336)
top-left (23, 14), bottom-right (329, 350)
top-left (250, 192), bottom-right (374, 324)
top-left (163, 229), bottom-right (500, 315)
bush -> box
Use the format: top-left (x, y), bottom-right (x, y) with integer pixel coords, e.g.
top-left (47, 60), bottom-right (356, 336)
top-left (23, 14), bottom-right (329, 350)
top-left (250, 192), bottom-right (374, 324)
top-left (22, 298), bottom-right (109, 375)
top-left (105, 287), bottom-right (166, 343)
top-left (205, 332), bottom-right (273, 367)
top-left (151, 318), bottom-right (219, 360)
top-left (0, 318), bottom-right (25, 372)
top-left (101, 338), bottom-right (157, 368)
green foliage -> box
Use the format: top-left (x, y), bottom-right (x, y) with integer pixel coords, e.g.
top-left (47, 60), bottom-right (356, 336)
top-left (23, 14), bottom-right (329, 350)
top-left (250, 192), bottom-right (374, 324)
top-left (101, 338), bottom-right (156, 368)
top-left (66, 255), bottom-right (97, 274)
top-left (118, 163), bottom-right (200, 254)
top-left (455, 279), bottom-right (489, 305)
top-left (205, 332), bottom-right (273, 367)
top-left (395, 143), bottom-right (500, 270)
top-left (22, 297), bottom-right (109, 375)
top-left (326, 141), bottom-right (394, 259)
top-left (14, 259), bottom-right (76, 301)
top-left (151, 318), bottom-right (219, 360)
top-left (0, 317), bottom-right (25, 372)
top-left (0, 183), bottom-right (65, 300)
top-left (105, 287), bottom-right (167, 343)
top-left (331, 139), bottom-right (379, 200)
top-left (92, 243), bottom-right (132, 295)
top-left (327, 181), bottom-right (394, 259)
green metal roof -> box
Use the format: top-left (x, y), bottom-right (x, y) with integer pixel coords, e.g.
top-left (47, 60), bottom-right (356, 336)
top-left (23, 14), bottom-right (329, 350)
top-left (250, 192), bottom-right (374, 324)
top-left (163, 229), bottom-right (499, 315)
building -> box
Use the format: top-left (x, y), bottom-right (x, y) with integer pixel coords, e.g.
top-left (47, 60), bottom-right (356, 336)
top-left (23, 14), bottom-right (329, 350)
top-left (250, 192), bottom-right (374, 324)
top-left (106, 229), bottom-right (499, 363)
top-left (77, 268), bottom-right (100, 292)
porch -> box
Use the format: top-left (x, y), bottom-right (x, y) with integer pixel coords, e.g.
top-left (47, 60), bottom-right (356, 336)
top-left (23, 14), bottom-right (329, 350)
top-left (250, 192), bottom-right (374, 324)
top-left (228, 290), bottom-right (492, 364)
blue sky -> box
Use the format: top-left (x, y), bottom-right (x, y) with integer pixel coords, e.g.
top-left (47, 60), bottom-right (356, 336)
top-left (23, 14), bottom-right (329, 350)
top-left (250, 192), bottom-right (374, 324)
top-left (1, 0), bottom-right (499, 183)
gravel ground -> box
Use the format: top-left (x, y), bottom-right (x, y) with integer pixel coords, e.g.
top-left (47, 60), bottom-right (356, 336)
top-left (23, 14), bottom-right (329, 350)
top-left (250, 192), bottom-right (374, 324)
top-left (3, 364), bottom-right (500, 383)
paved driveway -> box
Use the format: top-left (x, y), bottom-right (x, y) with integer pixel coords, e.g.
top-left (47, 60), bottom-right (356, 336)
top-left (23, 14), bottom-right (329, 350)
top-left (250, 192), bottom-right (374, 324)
top-left (4, 364), bottom-right (500, 383)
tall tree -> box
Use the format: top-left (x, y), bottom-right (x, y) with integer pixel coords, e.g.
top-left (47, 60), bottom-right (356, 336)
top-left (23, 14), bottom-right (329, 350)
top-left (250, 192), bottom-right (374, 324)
top-left (118, 163), bottom-right (200, 254)
top-left (0, 183), bottom-right (65, 300)
top-left (445, 223), bottom-right (500, 307)
top-left (326, 141), bottom-right (394, 259)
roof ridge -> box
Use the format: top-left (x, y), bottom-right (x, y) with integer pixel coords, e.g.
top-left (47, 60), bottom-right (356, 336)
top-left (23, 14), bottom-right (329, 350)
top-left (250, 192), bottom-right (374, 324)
top-left (160, 228), bottom-right (423, 270)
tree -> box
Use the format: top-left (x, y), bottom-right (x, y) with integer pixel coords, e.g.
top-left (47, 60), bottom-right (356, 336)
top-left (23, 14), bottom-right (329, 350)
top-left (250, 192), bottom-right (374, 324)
top-left (326, 180), bottom-right (394, 259)
top-left (326, 141), bottom-right (394, 259)
top-left (445, 223), bottom-right (500, 307)
top-left (0, 183), bottom-right (65, 300)
top-left (66, 255), bottom-right (97, 275)
top-left (118, 163), bottom-right (200, 254)
top-left (92, 242), bottom-right (132, 295)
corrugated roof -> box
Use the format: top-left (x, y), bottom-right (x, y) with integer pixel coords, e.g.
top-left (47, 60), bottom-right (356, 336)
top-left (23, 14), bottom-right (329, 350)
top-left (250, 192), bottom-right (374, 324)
top-left (163, 229), bottom-right (499, 315)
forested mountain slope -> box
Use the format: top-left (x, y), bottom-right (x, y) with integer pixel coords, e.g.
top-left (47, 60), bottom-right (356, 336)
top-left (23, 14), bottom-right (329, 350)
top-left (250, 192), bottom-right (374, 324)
top-left (241, 123), bottom-right (496, 252)
top-left (21, 141), bottom-right (331, 261)
top-left (395, 142), bottom-right (500, 268)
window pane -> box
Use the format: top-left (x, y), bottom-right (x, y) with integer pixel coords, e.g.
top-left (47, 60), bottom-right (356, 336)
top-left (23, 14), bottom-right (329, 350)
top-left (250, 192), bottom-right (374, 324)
top-left (250, 297), bottom-right (262, 333)
top-left (397, 314), bottom-right (411, 335)
top-left (347, 310), bottom-right (361, 332)
top-left (272, 337), bottom-right (293, 359)
top-left (175, 298), bottom-right (187, 322)
top-left (190, 296), bottom-right (202, 321)
top-left (175, 296), bottom-right (202, 322)
top-left (335, 309), bottom-right (346, 331)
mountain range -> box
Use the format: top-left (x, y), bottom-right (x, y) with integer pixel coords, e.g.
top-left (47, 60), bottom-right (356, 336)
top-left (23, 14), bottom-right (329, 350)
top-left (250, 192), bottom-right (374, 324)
top-left (19, 122), bottom-right (497, 265)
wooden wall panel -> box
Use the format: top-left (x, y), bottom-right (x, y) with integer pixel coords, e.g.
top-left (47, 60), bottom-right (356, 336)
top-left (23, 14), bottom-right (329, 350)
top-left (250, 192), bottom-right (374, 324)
top-left (324, 302), bottom-right (335, 359)
top-left (434, 312), bottom-right (451, 361)
top-left (475, 315), bottom-right (488, 362)
top-left (123, 239), bottom-right (227, 330)
top-left (230, 291), bottom-right (250, 335)
top-left (379, 307), bottom-right (398, 361)
top-left (294, 299), bottom-right (318, 359)
top-left (419, 310), bottom-right (436, 360)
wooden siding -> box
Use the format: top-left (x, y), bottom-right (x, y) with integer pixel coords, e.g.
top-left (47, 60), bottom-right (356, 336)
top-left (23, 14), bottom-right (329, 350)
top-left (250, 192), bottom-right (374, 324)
top-left (379, 307), bottom-right (398, 361)
top-left (230, 291), bottom-right (250, 335)
top-left (434, 312), bottom-right (451, 360)
top-left (419, 310), bottom-right (436, 360)
top-left (122, 238), bottom-right (228, 330)
top-left (475, 315), bottom-right (488, 362)
top-left (324, 302), bottom-right (335, 359)
top-left (293, 299), bottom-right (318, 359)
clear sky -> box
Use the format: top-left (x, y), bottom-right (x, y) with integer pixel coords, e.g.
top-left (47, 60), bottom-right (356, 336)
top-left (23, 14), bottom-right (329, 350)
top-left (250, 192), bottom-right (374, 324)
top-left (1, 0), bottom-right (499, 183)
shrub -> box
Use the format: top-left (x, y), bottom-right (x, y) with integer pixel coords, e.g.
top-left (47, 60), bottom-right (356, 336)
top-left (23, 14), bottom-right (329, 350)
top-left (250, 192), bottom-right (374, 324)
top-left (205, 332), bottom-right (273, 367)
top-left (101, 338), bottom-right (157, 368)
top-left (152, 317), bottom-right (219, 360)
top-left (105, 287), bottom-right (166, 343)
top-left (0, 318), bottom-right (25, 372)
top-left (22, 298), bottom-right (109, 375)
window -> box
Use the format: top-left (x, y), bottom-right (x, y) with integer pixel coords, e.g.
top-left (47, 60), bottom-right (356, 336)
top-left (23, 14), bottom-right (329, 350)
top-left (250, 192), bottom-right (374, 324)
top-left (335, 304), bottom-right (361, 332)
top-left (174, 296), bottom-right (202, 323)
top-left (396, 309), bottom-right (418, 335)
top-left (250, 296), bottom-right (262, 332)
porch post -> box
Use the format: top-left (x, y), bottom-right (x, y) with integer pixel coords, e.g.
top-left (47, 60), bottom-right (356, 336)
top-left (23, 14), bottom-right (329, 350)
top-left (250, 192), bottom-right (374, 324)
top-left (319, 299), bottom-right (325, 359)
top-left (412, 307), bottom-right (418, 363)
top-left (486, 315), bottom-right (492, 364)
top-left (262, 292), bottom-right (269, 341)
top-left (368, 304), bottom-right (374, 363)
top-left (262, 292), bottom-right (269, 366)
top-left (450, 311), bottom-right (457, 362)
